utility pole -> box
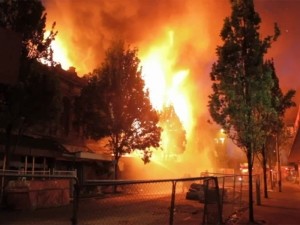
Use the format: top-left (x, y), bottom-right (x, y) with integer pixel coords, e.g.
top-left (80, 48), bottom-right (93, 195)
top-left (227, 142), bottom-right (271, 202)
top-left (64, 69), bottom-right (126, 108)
top-left (276, 134), bottom-right (282, 192)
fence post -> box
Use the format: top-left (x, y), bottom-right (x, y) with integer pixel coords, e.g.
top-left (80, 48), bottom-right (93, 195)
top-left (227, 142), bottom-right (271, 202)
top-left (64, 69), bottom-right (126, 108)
top-left (71, 178), bottom-right (80, 225)
top-left (202, 177), bottom-right (223, 225)
top-left (256, 176), bottom-right (261, 206)
top-left (169, 181), bottom-right (176, 225)
top-left (239, 175), bottom-right (243, 208)
top-left (233, 175), bottom-right (236, 204)
top-left (216, 177), bottom-right (223, 225)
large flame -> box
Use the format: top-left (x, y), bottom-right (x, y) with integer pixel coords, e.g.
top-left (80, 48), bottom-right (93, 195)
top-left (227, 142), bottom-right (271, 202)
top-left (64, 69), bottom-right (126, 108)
top-left (51, 36), bottom-right (72, 70)
top-left (140, 30), bottom-right (192, 135)
top-left (43, 0), bottom-right (248, 178)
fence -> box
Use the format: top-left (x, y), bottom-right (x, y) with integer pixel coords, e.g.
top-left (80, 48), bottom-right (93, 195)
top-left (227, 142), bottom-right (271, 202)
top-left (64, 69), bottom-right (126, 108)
top-left (202, 173), bottom-right (261, 224)
top-left (80, 176), bottom-right (223, 225)
top-left (0, 172), bottom-right (261, 225)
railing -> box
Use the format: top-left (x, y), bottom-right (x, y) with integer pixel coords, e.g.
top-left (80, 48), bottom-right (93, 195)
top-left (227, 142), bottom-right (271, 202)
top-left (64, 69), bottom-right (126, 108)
top-left (1, 169), bottom-right (76, 177)
top-left (2, 169), bottom-right (51, 176)
top-left (53, 169), bottom-right (77, 177)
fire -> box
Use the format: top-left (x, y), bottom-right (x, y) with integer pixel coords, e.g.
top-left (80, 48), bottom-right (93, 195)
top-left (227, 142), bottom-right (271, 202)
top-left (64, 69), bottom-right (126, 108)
top-left (42, 0), bottom-right (230, 177)
top-left (140, 30), bottom-right (192, 135)
top-left (141, 50), bottom-right (166, 110)
top-left (43, 31), bottom-right (72, 70)
top-left (51, 36), bottom-right (72, 70)
top-left (48, 28), bottom-right (193, 136)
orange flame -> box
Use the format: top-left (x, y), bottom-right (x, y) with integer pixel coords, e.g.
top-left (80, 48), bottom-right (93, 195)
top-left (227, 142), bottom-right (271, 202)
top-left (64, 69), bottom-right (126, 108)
top-left (43, 0), bottom-right (237, 177)
top-left (140, 30), bottom-right (192, 136)
top-left (51, 36), bottom-right (72, 70)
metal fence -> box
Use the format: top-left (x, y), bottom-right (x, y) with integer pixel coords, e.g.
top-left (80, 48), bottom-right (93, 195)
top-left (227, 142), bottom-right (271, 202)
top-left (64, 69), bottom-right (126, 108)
top-left (203, 173), bottom-right (261, 224)
top-left (79, 176), bottom-right (222, 225)
top-left (0, 172), bottom-right (261, 225)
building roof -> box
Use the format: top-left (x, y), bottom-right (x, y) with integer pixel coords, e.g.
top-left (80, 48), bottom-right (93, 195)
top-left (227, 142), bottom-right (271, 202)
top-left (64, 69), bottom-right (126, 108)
top-left (288, 106), bottom-right (300, 164)
top-left (61, 143), bottom-right (111, 161)
top-left (0, 134), bottom-right (111, 162)
top-left (0, 134), bottom-right (60, 151)
top-left (289, 127), bottom-right (300, 163)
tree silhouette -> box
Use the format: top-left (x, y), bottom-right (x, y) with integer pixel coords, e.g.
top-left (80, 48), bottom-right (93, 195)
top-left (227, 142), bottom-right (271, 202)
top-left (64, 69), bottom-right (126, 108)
top-left (258, 60), bottom-right (295, 197)
top-left (208, 0), bottom-right (280, 222)
top-left (159, 105), bottom-right (186, 158)
top-left (76, 41), bottom-right (162, 180)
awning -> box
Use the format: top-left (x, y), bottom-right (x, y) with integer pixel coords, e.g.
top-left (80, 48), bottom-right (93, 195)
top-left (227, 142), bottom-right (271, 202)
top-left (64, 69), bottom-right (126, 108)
top-left (62, 144), bottom-right (91, 153)
top-left (61, 144), bottom-right (111, 162)
top-left (75, 151), bottom-right (111, 161)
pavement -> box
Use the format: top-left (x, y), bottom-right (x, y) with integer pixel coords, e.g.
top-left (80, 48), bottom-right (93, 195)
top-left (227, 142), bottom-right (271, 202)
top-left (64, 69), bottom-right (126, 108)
top-left (235, 180), bottom-right (300, 225)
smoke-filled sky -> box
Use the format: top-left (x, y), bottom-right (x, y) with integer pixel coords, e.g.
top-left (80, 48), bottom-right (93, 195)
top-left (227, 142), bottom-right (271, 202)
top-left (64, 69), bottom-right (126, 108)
top-left (255, 0), bottom-right (300, 122)
top-left (40, 0), bottom-right (300, 176)
top-left (43, 0), bottom-right (300, 122)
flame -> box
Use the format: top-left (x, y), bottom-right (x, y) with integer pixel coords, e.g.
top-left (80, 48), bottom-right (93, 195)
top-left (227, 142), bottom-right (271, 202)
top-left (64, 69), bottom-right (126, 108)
top-left (42, 0), bottom-right (238, 177)
top-left (48, 27), bottom-right (193, 136)
top-left (140, 30), bottom-right (192, 135)
top-left (51, 36), bottom-right (72, 70)
top-left (43, 31), bottom-right (72, 70)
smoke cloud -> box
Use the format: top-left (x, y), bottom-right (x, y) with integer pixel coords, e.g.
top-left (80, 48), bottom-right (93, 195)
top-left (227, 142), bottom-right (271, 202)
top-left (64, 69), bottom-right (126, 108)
top-left (43, 0), bottom-right (300, 177)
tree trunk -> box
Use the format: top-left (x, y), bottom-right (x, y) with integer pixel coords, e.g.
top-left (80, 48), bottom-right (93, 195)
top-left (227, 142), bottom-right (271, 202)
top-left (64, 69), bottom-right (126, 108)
top-left (276, 134), bottom-right (282, 192)
top-left (262, 145), bottom-right (268, 198)
top-left (247, 149), bottom-right (255, 223)
top-left (113, 155), bottom-right (119, 193)
top-left (4, 123), bottom-right (13, 169)
top-left (113, 157), bottom-right (118, 180)
top-left (1, 123), bottom-right (12, 203)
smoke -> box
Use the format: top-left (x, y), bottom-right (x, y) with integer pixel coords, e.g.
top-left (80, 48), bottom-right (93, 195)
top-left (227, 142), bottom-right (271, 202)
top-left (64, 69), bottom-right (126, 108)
top-left (255, 0), bottom-right (300, 122)
top-left (43, 0), bottom-right (300, 88)
top-left (43, 0), bottom-right (299, 177)
top-left (43, 0), bottom-right (229, 74)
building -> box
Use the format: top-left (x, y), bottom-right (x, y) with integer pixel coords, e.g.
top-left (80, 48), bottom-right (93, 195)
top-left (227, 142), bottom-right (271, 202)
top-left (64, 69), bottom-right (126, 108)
top-left (0, 28), bottom-right (112, 187)
top-left (288, 106), bottom-right (300, 172)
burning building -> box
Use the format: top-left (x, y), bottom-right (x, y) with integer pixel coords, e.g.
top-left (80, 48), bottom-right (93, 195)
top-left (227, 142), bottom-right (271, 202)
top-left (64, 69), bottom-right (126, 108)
top-left (41, 0), bottom-right (300, 179)
top-left (41, 0), bottom-right (250, 178)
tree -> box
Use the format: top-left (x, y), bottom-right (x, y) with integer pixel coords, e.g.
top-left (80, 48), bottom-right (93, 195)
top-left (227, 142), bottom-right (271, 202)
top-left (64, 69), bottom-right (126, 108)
top-left (0, 0), bottom-right (60, 168)
top-left (76, 41), bottom-right (162, 180)
top-left (208, 0), bottom-right (280, 222)
top-left (258, 60), bottom-right (295, 197)
top-left (159, 105), bottom-right (186, 158)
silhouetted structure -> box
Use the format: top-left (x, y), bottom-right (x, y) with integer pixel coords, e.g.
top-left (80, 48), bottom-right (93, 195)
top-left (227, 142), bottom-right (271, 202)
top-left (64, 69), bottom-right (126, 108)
top-left (0, 28), bottom-right (112, 187)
